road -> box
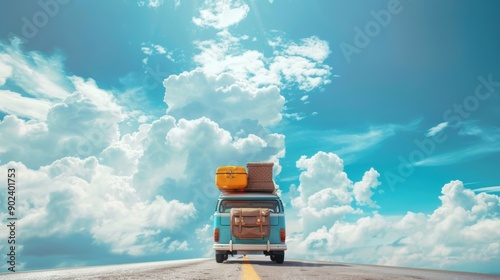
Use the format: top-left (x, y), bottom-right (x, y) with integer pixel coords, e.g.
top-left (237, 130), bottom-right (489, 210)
top-left (2, 256), bottom-right (499, 280)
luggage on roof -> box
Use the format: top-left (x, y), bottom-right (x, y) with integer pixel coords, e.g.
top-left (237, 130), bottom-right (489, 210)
top-left (215, 162), bottom-right (276, 193)
top-left (246, 162), bottom-right (275, 193)
top-left (215, 166), bottom-right (248, 190)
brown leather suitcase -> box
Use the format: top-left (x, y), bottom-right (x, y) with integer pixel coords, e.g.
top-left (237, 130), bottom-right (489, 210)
top-left (246, 162), bottom-right (275, 192)
top-left (230, 208), bottom-right (270, 239)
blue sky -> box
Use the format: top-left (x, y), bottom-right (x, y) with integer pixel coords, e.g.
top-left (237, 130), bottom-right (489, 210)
top-left (1, 0), bottom-right (500, 274)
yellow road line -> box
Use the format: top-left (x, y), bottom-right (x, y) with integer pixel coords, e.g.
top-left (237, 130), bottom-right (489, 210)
top-left (241, 256), bottom-right (261, 280)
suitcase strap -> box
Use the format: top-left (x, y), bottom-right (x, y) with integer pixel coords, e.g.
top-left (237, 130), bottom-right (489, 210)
top-left (258, 208), bottom-right (263, 237)
top-left (239, 208), bottom-right (243, 233)
top-left (234, 208), bottom-right (268, 237)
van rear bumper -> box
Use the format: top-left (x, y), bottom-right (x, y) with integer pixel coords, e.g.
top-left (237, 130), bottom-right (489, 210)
top-left (213, 240), bottom-right (287, 252)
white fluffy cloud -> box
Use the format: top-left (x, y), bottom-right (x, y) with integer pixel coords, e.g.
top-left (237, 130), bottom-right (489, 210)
top-left (193, 0), bottom-right (250, 29)
top-left (194, 31), bottom-right (278, 88)
top-left (290, 152), bottom-right (380, 236)
top-left (0, 79), bottom-right (125, 168)
top-left (189, 29), bottom-right (331, 124)
top-left (282, 36), bottom-right (330, 63)
top-left (293, 152), bottom-right (352, 205)
top-left (99, 126), bottom-right (147, 176)
top-left (0, 67), bottom-right (286, 269)
top-left (163, 69), bottom-right (284, 127)
top-left (0, 158), bottom-right (196, 257)
top-left (288, 153), bottom-right (500, 273)
top-left (353, 168), bottom-right (381, 207)
top-left (269, 36), bottom-right (332, 91)
top-left (132, 116), bottom-right (285, 205)
top-left (194, 31), bottom-right (332, 93)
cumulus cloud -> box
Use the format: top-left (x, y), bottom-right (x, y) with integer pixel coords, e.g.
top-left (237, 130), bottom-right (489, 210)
top-left (293, 152), bottom-right (352, 204)
top-left (0, 80), bottom-right (125, 168)
top-left (194, 31), bottom-right (332, 92)
top-left (353, 168), bottom-right (381, 207)
top-left (0, 159), bottom-right (196, 258)
top-left (269, 36), bottom-right (331, 91)
top-left (281, 36), bottom-right (330, 63)
top-left (163, 69), bottom-right (284, 128)
top-left (0, 103), bottom-right (285, 268)
top-left (194, 31), bottom-right (279, 88)
top-left (165, 240), bottom-right (190, 253)
top-left (288, 156), bottom-right (500, 272)
top-left (193, 0), bottom-right (250, 29)
top-left (0, 81), bottom-right (285, 268)
top-left (98, 116), bottom-right (150, 171)
top-left (132, 116), bottom-right (285, 204)
top-left (290, 152), bottom-right (380, 235)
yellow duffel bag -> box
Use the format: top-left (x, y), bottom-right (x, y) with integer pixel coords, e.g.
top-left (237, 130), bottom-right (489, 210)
top-left (216, 166), bottom-right (248, 190)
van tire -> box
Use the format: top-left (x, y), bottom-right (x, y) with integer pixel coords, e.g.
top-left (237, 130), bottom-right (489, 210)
top-left (216, 253), bottom-right (225, 263)
top-left (274, 252), bottom-right (284, 264)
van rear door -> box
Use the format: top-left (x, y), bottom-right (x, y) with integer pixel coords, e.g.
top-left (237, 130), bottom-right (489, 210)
top-left (219, 199), bottom-right (280, 226)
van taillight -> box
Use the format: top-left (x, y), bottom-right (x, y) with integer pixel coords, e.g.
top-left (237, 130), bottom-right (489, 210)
top-left (214, 228), bottom-right (220, 242)
top-left (280, 228), bottom-right (286, 242)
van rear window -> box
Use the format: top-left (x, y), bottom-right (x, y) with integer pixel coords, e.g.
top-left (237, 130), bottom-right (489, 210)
top-left (220, 200), bottom-right (280, 213)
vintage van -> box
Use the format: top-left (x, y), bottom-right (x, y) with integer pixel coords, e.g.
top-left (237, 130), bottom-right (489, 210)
top-left (212, 192), bottom-right (287, 263)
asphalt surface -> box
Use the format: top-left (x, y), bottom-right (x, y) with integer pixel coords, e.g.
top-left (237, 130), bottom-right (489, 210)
top-left (1, 256), bottom-right (499, 280)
